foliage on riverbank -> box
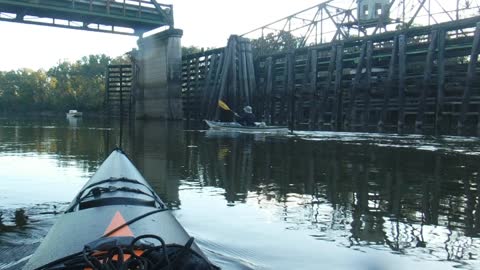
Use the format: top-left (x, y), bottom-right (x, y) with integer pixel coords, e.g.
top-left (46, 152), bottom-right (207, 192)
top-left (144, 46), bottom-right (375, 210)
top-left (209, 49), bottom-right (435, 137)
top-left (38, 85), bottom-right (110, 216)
top-left (0, 54), bottom-right (129, 113)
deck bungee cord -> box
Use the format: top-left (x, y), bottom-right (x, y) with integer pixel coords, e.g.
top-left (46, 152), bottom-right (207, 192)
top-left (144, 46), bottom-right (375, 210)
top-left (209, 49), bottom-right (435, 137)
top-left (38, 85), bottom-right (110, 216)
top-left (34, 209), bottom-right (219, 270)
top-left (65, 177), bottom-right (165, 213)
top-left (37, 234), bottom-right (216, 269)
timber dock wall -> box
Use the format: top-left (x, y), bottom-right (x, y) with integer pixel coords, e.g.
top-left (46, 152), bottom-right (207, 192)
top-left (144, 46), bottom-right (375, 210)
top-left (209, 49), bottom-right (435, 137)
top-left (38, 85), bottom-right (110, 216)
top-left (182, 16), bottom-right (480, 134)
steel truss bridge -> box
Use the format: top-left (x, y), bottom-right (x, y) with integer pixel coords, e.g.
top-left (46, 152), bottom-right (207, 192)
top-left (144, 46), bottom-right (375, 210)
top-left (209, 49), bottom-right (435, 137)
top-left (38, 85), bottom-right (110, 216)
top-left (241, 0), bottom-right (480, 48)
top-left (0, 0), bottom-right (173, 35)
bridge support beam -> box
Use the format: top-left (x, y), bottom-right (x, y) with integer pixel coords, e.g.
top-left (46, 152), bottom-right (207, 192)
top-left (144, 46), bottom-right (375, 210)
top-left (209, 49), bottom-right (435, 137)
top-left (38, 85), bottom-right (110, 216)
top-left (135, 28), bottom-right (183, 120)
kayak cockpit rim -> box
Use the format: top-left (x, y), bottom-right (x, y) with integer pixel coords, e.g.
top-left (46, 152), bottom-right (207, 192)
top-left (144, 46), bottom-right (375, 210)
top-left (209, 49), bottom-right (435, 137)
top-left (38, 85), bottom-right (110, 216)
top-left (65, 177), bottom-right (166, 213)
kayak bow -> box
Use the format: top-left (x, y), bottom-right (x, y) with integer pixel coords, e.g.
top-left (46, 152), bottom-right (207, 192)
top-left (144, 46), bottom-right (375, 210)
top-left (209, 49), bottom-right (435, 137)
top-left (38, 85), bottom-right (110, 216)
top-left (24, 149), bottom-right (218, 270)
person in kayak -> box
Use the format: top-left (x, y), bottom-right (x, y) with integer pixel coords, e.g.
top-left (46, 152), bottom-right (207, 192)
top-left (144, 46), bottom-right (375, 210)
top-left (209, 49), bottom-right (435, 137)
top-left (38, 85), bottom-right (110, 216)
top-left (236, 105), bottom-right (256, 126)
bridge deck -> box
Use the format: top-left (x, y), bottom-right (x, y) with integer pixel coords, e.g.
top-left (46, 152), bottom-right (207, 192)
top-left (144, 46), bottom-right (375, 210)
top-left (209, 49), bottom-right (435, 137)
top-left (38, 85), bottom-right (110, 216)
top-left (0, 0), bottom-right (173, 35)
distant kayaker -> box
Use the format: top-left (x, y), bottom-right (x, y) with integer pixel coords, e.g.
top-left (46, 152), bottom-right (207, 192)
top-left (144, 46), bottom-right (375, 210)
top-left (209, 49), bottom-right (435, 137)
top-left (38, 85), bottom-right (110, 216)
top-left (236, 106), bottom-right (256, 126)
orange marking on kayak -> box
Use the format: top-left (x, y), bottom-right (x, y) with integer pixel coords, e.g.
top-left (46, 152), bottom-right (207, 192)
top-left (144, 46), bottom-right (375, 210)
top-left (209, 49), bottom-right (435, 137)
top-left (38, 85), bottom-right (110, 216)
top-left (84, 212), bottom-right (141, 269)
top-left (104, 211), bottom-right (134, 237)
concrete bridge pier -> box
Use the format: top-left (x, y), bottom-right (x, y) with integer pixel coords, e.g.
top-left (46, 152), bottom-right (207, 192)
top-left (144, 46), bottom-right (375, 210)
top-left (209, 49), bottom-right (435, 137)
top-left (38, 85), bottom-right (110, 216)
top-left (134, 28), bottom-right (183, 120)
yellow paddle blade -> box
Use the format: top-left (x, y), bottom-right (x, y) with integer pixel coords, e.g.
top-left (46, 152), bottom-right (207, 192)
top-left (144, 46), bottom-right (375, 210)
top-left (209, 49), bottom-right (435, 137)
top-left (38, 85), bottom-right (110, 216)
top-left (218, 100), bottom-right (231, 111)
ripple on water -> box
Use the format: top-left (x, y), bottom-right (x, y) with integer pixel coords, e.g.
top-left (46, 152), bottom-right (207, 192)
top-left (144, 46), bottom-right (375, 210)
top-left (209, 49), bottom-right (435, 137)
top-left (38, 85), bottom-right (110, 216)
top-left (294, 131), bottom-right (480, 155)
top-left (0, 203), bottom-right (66, 270)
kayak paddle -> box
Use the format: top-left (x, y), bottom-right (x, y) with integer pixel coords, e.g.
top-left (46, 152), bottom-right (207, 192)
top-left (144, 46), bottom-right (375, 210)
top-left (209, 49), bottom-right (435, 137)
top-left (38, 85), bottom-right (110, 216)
top-left (218, 100), bottom-right (239, 117)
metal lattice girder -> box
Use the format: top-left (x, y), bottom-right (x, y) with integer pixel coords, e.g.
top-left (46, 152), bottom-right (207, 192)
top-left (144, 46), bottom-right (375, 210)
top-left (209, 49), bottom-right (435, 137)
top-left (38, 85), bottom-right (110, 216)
top-left (242, 0), bottom-right (480, 49)
top-left (241, 1), bottom-right (357, 46)
top-left (0, 0), bottom-right (173, 36)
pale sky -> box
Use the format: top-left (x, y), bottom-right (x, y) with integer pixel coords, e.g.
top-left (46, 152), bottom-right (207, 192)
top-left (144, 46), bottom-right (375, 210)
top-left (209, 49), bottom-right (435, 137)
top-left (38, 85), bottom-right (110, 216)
top-left (0, 0), bottom-right (320, 71)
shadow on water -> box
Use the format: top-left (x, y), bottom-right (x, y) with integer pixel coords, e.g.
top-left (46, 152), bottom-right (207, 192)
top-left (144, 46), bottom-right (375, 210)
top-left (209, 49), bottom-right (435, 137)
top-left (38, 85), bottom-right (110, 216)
top-left (179, 129), bottom-right (480, 268)
top-left (121, 121), bottom-right (480, 268)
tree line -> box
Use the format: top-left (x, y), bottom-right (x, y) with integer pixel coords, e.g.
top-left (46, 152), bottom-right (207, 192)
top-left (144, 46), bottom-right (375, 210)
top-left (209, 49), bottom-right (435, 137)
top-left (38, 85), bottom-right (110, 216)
top-left (0, 54), bottom-right (129, 114)
top-left (0, 46), bottom-right (219, 114)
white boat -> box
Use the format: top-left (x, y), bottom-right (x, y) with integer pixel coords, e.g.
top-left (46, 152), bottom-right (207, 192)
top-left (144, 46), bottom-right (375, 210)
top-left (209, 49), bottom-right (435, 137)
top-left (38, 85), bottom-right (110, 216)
top-left (66, 110), bottom-right (83, 118)
top-left (204, 120), bottom-right (289, 133)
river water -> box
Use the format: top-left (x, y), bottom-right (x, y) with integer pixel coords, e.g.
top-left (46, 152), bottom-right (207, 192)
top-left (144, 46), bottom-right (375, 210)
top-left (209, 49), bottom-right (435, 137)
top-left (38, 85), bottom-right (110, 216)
top-left (0, 116), bottom-right (479, 269)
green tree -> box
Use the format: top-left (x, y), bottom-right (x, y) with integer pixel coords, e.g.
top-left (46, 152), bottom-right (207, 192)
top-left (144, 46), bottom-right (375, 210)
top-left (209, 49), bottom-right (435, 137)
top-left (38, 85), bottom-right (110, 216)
top-left (182, 46), bottom-right (203, 56)
top-left (44, 54), bottom-right (114, 111)
top-left (251, 31), bottom-right (300, 58)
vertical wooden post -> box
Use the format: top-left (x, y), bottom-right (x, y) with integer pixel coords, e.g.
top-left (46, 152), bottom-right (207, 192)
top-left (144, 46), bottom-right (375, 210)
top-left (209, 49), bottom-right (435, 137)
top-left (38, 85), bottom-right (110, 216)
top-left (319, 46), bottom-right (337, 127)
top-left (229, 36), bottom-right (239, 110)
top-left (119, 67), bottom-right (123, 119)
top-left (245, 40), bottom-right (257, 107)
top-left (287, 52), bottom-right (295, 130)
top-left (458, 22), bottom-right (480, 131)
top-left (347, 41), bottom-right (367, 128)
top-left (378, 36), bottom-right (398, 129)
top-left (207, 51), bottom-right (225, 119)
top-left (332, 45), bottom-right (344, 130)
top-left (193, 56), bottom-right (201, 120)
top-left (106, 66), bottom-right (111, 115)
top-left (302, 50), bottom-right (311, 128)
top-left (239, 39), bottom-right (250, 106)
top-left (281, 55), bottom-right (289, 124)
top-left (214, 43), bottom-right (234, 119)
top-left (217, 38), bottom-right (235, 104)
top-left (184, 58), bottom-right (194, 120)
top-left (435, 30), bottom-right (446, 132)
top-left (299, 51), bottom-right (311, 128)
top-left (235, 39), bottom-right (243, 112)
top-left (363, 40), bottom-right (373, 128)
top-left (416, 30), bottom-right (438, 130)
top-left (202, 54), bottom-right (217, 118)
top-left (265, 57), bottom-right (274, 124)
top-left (398, 34), bottom-right (406, 132)
top-left (309, 49), bottom-right (319, 130)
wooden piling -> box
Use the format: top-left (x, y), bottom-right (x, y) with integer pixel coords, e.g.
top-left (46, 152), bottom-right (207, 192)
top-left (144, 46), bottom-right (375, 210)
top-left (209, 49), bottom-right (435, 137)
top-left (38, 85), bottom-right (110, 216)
top-left (245, 40), bottom-right (257, 106)
top-left (206, 50), bottom-right (225, 119)
top-left (201, 54), bottom-right (217, 117)
top-left (308, 49), bottom-right (319, 130)
top-left (231, 41), bottom-right (239, 111)
top-left (434, 30), bottom-right (446, 132)
top-left (378, 36), bottom-right (398, 129)
top-left (239, 39), bottom-right (249, 106)
top-left (398, 35), bottom-right (406, 132)
top-left (287, 52), bottom-right (295, 130)
top-left (458, 22), bottom-right (480, 131)
top-left (319, 46), bottom-right (337, 127)
top-left (416, 30), bottom-right (438, 130)
top-left (264, 57), bottom-right (274, 124)
top-left (193, 56), bottom-right (201, 119)
top-left (280, 55), bottom-right (289, 124)
top-left (347, 42), bottom-right (367, 128)
top-left (363, 41), bottom-right (373, 128)
top-left (216, 38), bottom-right (236, 119)
top-left (332, 45), bottom-right (344, 130)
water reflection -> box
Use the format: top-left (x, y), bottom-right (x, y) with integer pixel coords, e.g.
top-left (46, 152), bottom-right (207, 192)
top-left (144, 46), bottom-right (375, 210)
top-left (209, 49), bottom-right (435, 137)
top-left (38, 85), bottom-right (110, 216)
top-left (0, 117), bottom-right (478, 269)
top-left (128, 120), bottom-right (185, 208)
top-left (182, 130), bottom-right (480, 265)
